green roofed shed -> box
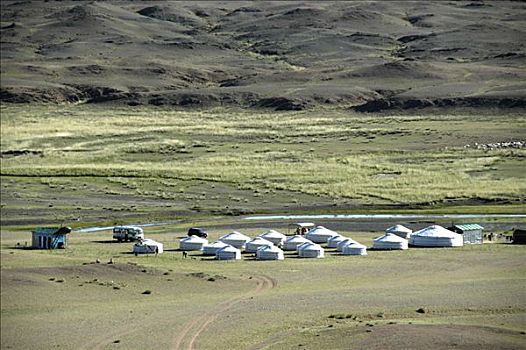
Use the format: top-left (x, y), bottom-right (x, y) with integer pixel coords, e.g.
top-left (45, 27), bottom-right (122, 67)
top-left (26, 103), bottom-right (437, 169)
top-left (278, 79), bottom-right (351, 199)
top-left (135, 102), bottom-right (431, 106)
top-left (448, 224), bottom-right (484, 244)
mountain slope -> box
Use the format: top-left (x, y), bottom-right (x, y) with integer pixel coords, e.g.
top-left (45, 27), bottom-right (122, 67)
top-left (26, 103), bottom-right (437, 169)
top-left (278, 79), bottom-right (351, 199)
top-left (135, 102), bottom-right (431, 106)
top-left (1, 0), bottom-right (525, 110)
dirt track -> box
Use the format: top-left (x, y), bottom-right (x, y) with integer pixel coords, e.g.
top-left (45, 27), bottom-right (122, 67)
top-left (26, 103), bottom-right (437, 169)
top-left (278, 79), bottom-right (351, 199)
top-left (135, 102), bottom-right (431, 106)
top-left (172, 274), bottom-right (276, 350)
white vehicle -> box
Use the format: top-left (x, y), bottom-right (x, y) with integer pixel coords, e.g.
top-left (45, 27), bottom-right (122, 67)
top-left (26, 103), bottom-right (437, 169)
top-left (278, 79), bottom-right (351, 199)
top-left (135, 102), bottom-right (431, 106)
top-left (113, 226), bottom-right (144, 242)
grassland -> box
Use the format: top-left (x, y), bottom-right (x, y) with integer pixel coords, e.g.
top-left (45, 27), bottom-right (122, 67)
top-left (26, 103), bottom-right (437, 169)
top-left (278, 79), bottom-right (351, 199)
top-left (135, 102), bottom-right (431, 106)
top-left (1, 104), bottom-right (525, 349)
top-left (1, 226), bottom-right (525, 349)
top-left (1, 104), bottom-right (525, 228)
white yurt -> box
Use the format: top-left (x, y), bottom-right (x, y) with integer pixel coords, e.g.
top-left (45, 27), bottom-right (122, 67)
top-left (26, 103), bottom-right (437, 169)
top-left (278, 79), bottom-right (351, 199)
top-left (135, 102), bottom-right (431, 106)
top-left (342, 242), bottom-right (367, 255)
top-left (219, 231), bottom-right (251, 249)
top-left (283, 235), bottom-right (313, 251)
top-left (295, 241), bottom-right (312, 254)
top-left (202, 241), bottom-right (230, 256)
top-left (216, 245), bottom-right (241, 260)
top-left (133, 239), bottom-right (163, 255)
top-left (298, 243), bottom-right (324, 258)
top-left (336, 238), bottom-right (358, 252)
top-left (258, 229), bottom-right (286, 246)
top-left (179, 235), bottom-right (208, 251)
top-left (245, 237), bottom-right (274, 253)
top-left (409, 225), bottom-right (463, 247)
top-left (327, 235), bottom-right (348, 248)
top-left (372, 233), bottom-right (408, 250)
top-left (256, 245), bottom-right (284, 260)
top-left (385, 224), bottom-right (413, 239)
top-left (305, 226), bottom-right (339, 243)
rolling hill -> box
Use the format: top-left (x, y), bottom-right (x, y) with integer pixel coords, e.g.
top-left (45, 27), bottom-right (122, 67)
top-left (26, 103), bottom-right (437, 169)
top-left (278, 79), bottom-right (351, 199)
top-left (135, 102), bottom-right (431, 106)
top-left (1, 0), bottom-right (525, 111)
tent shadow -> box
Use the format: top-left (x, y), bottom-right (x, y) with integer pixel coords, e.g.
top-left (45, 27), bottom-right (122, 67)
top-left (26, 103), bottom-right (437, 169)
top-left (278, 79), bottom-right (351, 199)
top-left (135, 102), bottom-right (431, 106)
top-left (92, 240), bottom-right (126, 244)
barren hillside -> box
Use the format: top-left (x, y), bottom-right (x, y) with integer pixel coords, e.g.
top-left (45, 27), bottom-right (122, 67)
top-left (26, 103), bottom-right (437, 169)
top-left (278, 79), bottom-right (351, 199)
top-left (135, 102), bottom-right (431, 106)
top-left (1, 0), bottom-right (525, 111)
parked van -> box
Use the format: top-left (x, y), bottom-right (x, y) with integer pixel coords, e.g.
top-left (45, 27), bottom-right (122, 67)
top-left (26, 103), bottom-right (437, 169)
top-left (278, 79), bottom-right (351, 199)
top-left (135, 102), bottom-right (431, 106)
top-left (113, 226), bottom-right (144, 242)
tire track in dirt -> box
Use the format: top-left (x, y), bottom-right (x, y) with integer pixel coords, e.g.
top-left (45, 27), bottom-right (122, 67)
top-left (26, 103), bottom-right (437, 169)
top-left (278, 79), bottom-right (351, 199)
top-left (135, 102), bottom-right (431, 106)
top-left (172, 274), bottom-right (276, 350)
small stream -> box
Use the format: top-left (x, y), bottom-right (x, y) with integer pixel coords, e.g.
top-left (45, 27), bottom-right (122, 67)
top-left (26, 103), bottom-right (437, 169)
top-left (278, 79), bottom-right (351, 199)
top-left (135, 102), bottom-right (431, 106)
top-left (243, 214), bottom-right (526, 221)
top-left (73, 214), bottom-right (525, 233)
top-left (74, 221), bottom-right (178, 233)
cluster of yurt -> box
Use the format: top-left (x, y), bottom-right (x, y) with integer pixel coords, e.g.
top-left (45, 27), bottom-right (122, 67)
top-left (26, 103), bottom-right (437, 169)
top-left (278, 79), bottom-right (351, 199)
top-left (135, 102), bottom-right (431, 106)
top-left (196, 229), bottom-right (288, 261)
top-left (165, 222), bottom-right (467, 262)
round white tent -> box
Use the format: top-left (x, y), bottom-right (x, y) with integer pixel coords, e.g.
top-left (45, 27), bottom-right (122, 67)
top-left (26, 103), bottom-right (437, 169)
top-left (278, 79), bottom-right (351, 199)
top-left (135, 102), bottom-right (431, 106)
top-left (133, 239), bottom-right (163, 255)
top-left (336, 238), bottom-right (358, 252)
top-left (385, 224), bottom-right (413, 239)
top-left (179, 235), bottom-right (208, 251)
top-left (305, 226), bottom-right (339, 243)
top-left (342, 242), bottom-right (367, 255)
top-left (258, 230), bottom-right (286, 246)
top-left (202, 241), bottom-right (230, 256)
top-left (219, 231), bottom-right (251, 249)
top-left (409, 225), bottom-right (463, 247)
top-left (283, 235), bottom-right (313, 251)
top-left (372, 233), bottom-right (408, 250)
top-left (216, 245), bottom-right (241, 260)
top-left (327, 235), bottom-right (348, 248)
top-left (256, 245), bottom-right (284, 260)
top-left (296, 241), bottom-right (312, 253)
top-left (245, 237), bottom-right (274, 253)
top-left (298, 243), bottom-right (324, 258)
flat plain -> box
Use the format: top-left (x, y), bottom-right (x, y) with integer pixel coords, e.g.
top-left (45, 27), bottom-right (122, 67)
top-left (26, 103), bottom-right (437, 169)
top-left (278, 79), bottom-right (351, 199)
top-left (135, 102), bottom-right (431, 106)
top-left (1, 225), bottom-right (525, 350)
top-left (1, 104), bottom-right (526, 349)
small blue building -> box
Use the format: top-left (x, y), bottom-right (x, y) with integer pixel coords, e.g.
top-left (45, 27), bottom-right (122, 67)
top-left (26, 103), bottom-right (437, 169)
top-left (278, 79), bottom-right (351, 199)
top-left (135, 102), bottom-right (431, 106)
top-left (32, 227), bottom-right (71, 249)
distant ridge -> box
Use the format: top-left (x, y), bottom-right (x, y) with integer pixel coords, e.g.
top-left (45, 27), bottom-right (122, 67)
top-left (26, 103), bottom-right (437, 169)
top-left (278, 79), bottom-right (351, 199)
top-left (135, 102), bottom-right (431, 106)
top-left (1, 1), bottom-right (525, 111)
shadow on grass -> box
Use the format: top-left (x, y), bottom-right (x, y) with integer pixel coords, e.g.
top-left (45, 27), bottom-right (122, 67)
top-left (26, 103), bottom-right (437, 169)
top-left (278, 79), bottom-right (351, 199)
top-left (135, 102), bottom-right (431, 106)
top-left (92, 240), bottom-right (128, 244)
top-left (10, 245), bottom-right (66, 251)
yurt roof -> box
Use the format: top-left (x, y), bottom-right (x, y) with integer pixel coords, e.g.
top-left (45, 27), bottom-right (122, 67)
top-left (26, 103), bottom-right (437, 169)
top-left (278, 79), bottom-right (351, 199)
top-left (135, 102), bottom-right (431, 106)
top-left (338, 238), bottom-right (357, 245)
top-left (217, 245), bottom-right (240, 253)
top-left (258, 245), bottom-right (282, 253)
top-left (328, 235), bottom-right (346, 242)
top-left (412, 225), bottom-right (460, 238)
top-left (346, 242), bottom-right (366, 249)
top-left (259, 230), bottom-right (286, 238)
top-left (220, 231), bottom-right (250, 240)
top-left (307, 226), bottom-right (338, 236)
top-left (181, 235), bottom-right (208, 243)
top-left (206, 241), bottom-right (230, 248)
top-left (138, 239), bottom-right (161, 246)
top-left (386, 224), bottom-right (412, 233)
top-left (247, 237), bottom-right (274, 245)
top-left (301, 243), bottom-right (323, 251)
top-left (285, 235), bottom-right (311, 243)
top-left (374, 233), bottom-right (408, 243)
top-left (296, 242), bottom-right (312, 250)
